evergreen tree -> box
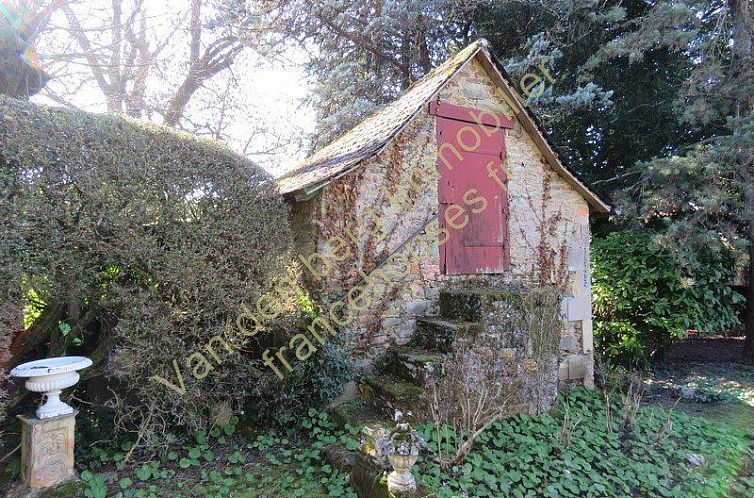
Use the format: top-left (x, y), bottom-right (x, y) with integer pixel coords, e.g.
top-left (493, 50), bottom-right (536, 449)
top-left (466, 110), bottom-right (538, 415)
top-left (478, 0), bottom-right (710, 188)
top-left (602, 0), bottom-right (754, 360)
top-left (247, 0), bottom-right (486, 149)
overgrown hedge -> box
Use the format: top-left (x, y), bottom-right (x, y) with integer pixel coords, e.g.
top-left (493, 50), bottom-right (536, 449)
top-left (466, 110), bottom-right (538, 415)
top-left (592, 230), bottom-right (745, 367)
top-left (0, 96), bottom-right (347, 439)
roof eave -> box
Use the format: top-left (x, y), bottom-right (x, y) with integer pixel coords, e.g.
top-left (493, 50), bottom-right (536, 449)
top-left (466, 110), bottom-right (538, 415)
top-left (476, 47), bottom-right (611, 213)
top-left (280, 40), bottom-right (611, 214)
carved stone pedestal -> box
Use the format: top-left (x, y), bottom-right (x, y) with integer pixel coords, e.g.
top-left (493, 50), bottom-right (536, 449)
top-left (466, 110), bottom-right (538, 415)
top-left (18, 411), bottom-right (77, 489)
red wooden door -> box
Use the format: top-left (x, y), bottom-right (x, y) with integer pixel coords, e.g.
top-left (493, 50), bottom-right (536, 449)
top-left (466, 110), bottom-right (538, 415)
top-left (432, 102), bottom-right (512, 275)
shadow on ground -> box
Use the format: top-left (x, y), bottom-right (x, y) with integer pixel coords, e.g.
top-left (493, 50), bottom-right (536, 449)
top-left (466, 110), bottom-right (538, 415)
top-left (646, 336), bottom-right (754, 497)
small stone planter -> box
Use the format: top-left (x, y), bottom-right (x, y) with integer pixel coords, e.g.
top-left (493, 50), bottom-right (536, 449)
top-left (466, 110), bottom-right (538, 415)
top-left (386, 453), bottom-right (419, 493)
top-left (9, 356), bottom-right (91, 493)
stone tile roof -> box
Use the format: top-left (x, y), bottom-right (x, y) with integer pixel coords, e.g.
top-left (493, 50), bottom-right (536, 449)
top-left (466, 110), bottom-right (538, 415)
top-left (276, 41), bottom-right (483, 197)
top-left (277, 39), bottom-right (610, 213)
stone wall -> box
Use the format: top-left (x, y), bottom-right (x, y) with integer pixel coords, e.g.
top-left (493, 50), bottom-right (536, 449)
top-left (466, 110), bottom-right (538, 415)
top-left (291, 55), bottom-right (593, 382)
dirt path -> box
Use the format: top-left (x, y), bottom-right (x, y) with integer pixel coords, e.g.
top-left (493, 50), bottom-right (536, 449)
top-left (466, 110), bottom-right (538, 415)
top-left (664, 336), bottom-right (746, 364)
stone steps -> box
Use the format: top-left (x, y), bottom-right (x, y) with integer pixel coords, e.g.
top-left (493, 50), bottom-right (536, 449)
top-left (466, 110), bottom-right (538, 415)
top-left (335, 284), bottom-right (568, 498)
top-left (360, 374), bottom-right (428, 419)
top-left (380, 346), bottom-right (448, 386)
top-left (329, 399), bottom-right (391, 432)
top-left (414, 318), bottom-right (483, 352)
top-left (439, 287), bottom-right (527, 321)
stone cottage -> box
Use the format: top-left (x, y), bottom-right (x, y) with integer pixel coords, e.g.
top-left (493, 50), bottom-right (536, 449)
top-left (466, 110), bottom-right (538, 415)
top-left (276, 39), bottom-right (610, 397)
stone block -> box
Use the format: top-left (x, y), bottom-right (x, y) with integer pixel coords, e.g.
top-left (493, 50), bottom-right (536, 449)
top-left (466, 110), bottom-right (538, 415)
top-left (567, 247), bottom-right (585, 270)
top-left (405, 300), bottom-right (429, 314)
top-left (558, 361), bottom-right (569, 381)
top-left (462, 83), bottom-right (488, 100)
top-left (8, 478), bottom-right (88, 498)
top-left (561, 296), bottom-right (591, 321)
top-left (559, 335), bottom-right (578, 352)
top-left (361, 375), bottom-right (427, 420)
top-left (19, 412), bottom-right (77, 489)
top-left (324, 443), bottom-right (356, 474)
top-left (352, 450), bottom-right (390, 498)
top-left (582, 318), bottom-right (594, 353)
top-left (566, 355), bottom-right (587, 380)
top-left (381, 347), bottom-right (446, 386)
top-left (583, 353), bottom-right (595, 389)
top-left (414, 318), bottom-right (484, 352)
top-left (521, 358), bottom-right (539, 375)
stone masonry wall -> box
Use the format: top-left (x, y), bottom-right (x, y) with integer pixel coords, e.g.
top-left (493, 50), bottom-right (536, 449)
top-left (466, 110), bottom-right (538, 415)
top-left (297, 56), bottom-right (593, 381)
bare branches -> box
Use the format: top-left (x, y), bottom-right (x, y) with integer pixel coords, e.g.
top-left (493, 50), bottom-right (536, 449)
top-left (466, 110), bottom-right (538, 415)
top-left (430, 346), bottom-right (520, 469)
top-left (41, 1), bottom-right (249, 126)
top-left (162, 35), bottom-right (245, 126)
top-left (61, 4), bottom-right (113, 101)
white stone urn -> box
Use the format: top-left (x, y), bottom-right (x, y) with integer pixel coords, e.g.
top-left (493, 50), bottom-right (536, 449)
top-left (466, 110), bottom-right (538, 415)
top-left (387, 453), bottom-right (418, 492)
top-left (10, 356), bottom-right (92, 419)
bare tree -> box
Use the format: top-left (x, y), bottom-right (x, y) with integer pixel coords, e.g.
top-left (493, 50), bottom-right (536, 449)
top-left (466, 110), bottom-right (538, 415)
top-left (30, 0), bottom-right (310, 172)
top-left (39, 0), bottom-right (244, 124)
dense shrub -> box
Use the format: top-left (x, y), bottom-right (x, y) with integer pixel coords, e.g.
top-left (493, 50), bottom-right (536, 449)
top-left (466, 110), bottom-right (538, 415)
top-left (252, 337), bottom-right (352, 426)
top-left (592, 230), bottom-right (744, 367)
top-left (0, 317), bottom-right (10, 433)
top-left (0, 97), bottom-right (340, 436)
top-left (0, 137), bottom-right (23, 434)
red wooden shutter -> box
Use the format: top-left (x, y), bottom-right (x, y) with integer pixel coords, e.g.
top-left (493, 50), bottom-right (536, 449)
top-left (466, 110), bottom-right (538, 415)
top-left (433, 102), bottom-right (512, 275)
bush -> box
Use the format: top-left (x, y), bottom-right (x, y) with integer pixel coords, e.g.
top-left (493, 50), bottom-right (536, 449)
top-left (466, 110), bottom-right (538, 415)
top-left (592, 230), bottom-right (744, 367)
top-left (252, 336), bottom-right (352, 426)
top-left (0, 96), bottom-right (320, 436)
top-left (0, 317), bottom-right (10, 432)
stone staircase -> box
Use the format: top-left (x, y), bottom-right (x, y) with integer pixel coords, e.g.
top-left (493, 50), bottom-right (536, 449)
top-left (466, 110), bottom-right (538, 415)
top-left (326, 285), bottom-right (562, 497)
top-left (356, 289), bottom-right (491, 421)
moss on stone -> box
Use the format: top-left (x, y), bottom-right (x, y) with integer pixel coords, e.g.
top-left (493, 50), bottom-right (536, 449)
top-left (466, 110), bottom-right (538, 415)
top-left (324, 443), bottom-right (356, 475)
top-left (415, 318), bottom-right (483, 352)
top-left (379, 346), bottom-right (447, 385)
top-left (362, 375), bottom-right (428, 418)
top-left (329, 400), bottom-right (389, 431)
top-left (439, 289), bottom-right (487, 321)
top-left (352, 451), bottom-right (391, 498)
top-left (18, 479), bottom-right (88, 498)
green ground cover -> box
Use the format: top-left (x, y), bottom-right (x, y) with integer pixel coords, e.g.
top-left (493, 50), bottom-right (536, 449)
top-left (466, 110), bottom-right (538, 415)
top-left (4, 365), bottom-right (754, 497)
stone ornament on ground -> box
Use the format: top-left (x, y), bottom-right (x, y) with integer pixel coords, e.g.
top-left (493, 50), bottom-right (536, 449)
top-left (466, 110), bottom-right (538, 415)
top-left (374, 423), bottom-right (426, 494)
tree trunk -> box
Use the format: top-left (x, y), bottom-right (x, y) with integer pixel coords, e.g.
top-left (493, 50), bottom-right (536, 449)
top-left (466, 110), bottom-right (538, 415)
top-left (9, 301), bottom-right (64, 365)
top-left (742, 218), bottom-right (754, 363)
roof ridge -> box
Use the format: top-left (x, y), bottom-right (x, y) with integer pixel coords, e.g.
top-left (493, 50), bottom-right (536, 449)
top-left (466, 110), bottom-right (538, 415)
top-left (277, 40), bottom-right (484, 183)
top-left (276, 38), bottom-right (609, 213)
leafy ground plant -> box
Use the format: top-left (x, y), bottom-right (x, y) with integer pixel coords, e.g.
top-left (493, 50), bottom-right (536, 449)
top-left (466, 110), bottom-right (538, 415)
top-left (67, 388), bottom-right (754, 498)
top-left (68, 410), bottom-right (359, 498)
top-left (4, 377), bottom-right (753, 497)
top-left (416, 388), bottom-right (754, 498)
